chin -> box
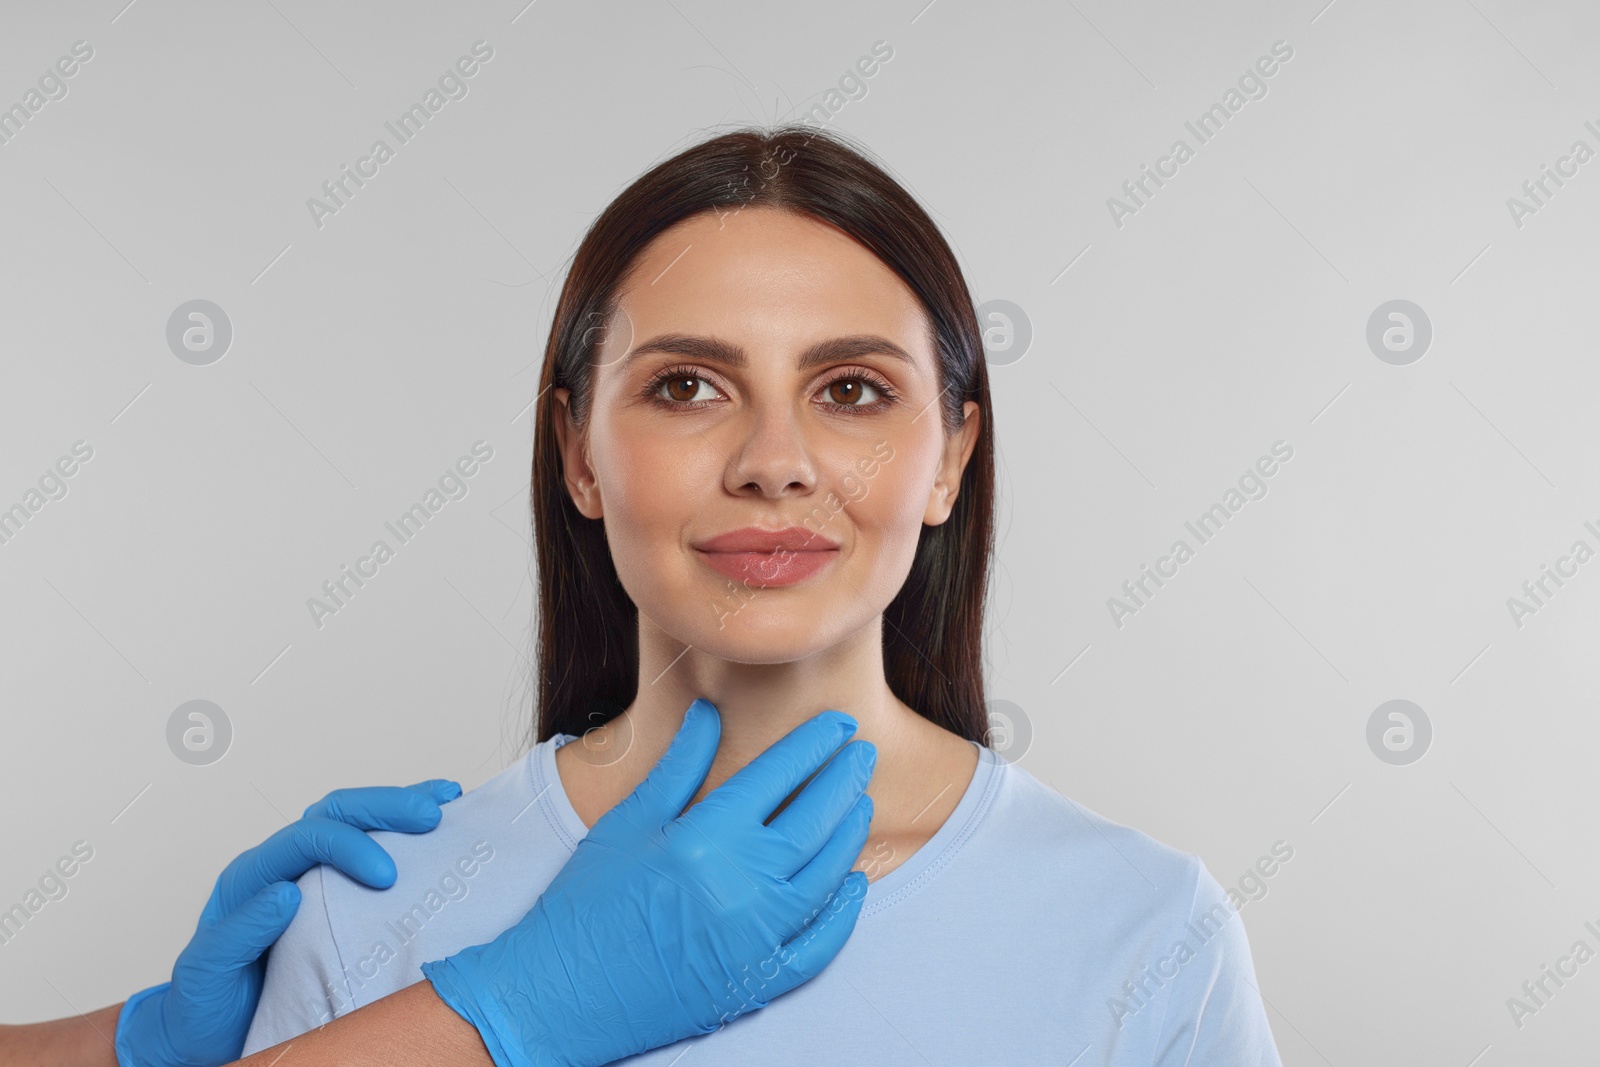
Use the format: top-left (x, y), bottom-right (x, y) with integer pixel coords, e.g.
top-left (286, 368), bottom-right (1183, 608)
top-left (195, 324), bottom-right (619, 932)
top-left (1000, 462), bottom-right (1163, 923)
top-left (639, 590), bottom-right (845, 665)
top-left (628, 564), bottom-right (875, 664)
top-left (687, 615), bottom-right (840, 666)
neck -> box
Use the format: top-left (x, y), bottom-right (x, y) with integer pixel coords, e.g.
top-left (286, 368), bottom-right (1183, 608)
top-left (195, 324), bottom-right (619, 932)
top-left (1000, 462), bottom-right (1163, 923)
top-left (553, 612), bottom-right (981, 875)
top-left (606, 611), bottom-right (923, 809)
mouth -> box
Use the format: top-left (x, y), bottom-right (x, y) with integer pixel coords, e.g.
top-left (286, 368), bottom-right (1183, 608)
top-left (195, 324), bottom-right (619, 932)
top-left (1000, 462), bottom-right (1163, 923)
top-left (691, 525), bottom-right (839, 553)
top-left (691, 525), bottom-right (840, 588)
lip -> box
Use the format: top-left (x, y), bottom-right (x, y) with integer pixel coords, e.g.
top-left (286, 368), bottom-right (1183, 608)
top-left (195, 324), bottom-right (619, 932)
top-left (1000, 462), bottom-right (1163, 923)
top-left (691, 526), bottom-right (839, 553)
top-left (692, 526), bottom-right (840, 589)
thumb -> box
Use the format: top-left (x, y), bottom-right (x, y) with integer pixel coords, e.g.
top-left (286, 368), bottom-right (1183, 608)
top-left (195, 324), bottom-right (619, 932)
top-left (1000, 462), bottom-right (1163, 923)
top-left (182, 881), bottom-right (302, 979)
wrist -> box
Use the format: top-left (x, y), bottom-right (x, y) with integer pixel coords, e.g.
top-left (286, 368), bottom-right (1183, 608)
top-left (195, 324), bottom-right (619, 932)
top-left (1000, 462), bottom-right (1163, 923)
top-left (113, 983), bottom-right (176, 1067)
top-left (421, 950), bottom-right (574, 1067)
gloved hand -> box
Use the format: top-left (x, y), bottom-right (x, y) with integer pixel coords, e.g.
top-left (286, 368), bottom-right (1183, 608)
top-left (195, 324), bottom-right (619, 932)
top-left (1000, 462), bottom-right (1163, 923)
top-left (422, 699), bottom-right (877, 1067)
top-left (114, 779), bottom-right (463, 1067)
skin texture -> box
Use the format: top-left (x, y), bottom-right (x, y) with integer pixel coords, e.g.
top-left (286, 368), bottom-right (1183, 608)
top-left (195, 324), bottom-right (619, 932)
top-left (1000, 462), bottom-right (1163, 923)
top-left (0, 1005), bottom-right (123, 1067)
top-left (552, 204), bottom-right (984, 884)
top-left (226, 983), bottom-right (489, 1065)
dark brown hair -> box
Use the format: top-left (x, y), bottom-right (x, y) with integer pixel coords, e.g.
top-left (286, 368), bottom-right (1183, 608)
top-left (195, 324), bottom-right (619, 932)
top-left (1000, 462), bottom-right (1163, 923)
top-left (529, 124), bottom-right (996, 749)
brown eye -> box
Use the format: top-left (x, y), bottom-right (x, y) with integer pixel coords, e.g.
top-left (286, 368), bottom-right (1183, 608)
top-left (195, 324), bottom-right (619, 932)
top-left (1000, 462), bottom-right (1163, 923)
top-left (663, 375), bottom-right (701, 403)
top-left (648, 370), bottom-right (721, 406)
top-left (824, 377), bottom-right (880, 406)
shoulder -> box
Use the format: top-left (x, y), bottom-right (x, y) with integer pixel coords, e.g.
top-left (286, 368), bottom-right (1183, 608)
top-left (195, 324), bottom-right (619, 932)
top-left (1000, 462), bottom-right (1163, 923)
top-left (321, 742), bottom-right (581, 922)
top-left (1146, 856), bottom-right (1282, 1064)
top-left (981, 756), bottom-right (1202, 906)
top-left (360, 745), bottom-right (550, 869)
top-left (981, 761), bottom-right (1281, 1062)
top-left (242, 744), bottom-right (560, 1053)
top-left (242, 862), bottom-right (341, 1054)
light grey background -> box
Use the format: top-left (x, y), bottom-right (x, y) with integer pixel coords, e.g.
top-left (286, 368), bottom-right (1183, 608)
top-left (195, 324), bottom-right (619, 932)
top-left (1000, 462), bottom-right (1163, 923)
top-left (2, 1), bottom-right (1596, 1063)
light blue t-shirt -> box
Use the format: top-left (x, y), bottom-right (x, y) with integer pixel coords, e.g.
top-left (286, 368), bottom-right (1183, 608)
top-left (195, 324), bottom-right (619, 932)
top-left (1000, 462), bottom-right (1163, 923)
top-left (243, 734), bottom-right (1282, 1065)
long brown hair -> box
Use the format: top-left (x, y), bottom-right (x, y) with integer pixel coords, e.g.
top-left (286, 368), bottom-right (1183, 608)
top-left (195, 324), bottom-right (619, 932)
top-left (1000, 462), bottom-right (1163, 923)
top-left (529, 124), bottom-right (996, 749)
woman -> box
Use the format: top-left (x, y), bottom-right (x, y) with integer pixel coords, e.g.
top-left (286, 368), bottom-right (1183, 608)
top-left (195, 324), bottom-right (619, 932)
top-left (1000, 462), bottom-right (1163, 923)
top-left (241, 125), bottom-right (1283, 1065)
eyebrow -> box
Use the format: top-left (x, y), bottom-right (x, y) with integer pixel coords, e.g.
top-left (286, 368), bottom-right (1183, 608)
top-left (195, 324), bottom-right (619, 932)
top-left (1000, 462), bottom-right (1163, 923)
top-left (620, 333), bottom-right (917, 373)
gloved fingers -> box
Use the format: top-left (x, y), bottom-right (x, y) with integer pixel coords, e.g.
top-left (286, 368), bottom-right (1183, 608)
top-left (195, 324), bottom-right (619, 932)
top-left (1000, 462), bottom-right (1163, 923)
top-left (180, 881), bottom-right (302, 978)
top-left (212, 817), bottom-right (401, 916)
top-left (763, 870), bottom-right (870, 1001)
top-left (785, 791), bottom-right (873, 917)
top-left (764, 739), bottom-right (876, 868)
top-left (302, 780), bottom-right (462, 829)
top-left (692, 710), bottom-right (859, 831)
top-left (609, 698), bottom-right (721, 828)
top-left (208, 784), bottom-right (456, 919)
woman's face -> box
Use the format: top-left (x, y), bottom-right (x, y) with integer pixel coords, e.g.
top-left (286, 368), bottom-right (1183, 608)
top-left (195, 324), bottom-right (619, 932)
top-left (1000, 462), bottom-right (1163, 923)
top-left (554, 205), bottom-right (979, 665)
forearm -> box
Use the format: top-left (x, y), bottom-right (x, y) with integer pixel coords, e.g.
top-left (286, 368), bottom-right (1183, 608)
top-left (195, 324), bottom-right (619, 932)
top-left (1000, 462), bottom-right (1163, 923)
top-left (0, 1003), bottom-right (123, 1067)
top-left (228, 981), bottom-right (496, 1067)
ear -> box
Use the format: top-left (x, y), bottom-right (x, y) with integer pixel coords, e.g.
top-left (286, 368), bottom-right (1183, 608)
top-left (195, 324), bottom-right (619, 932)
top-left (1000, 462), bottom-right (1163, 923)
top-left (553, 387), bottom-right (604, 520)
top-left (923, 400), bottom-right (981, 526)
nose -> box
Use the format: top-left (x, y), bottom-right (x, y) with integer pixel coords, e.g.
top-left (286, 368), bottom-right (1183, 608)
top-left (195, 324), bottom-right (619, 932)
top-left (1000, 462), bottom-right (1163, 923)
top-left (720, 405), bottom-right (818, 499)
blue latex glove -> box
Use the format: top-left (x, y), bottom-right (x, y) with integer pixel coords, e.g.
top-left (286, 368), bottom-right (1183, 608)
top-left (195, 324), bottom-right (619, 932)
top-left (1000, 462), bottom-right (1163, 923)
top-left (114, 779), bottom-right (462, 1067)
top-left (423, 699), bottom-right (877, 1067)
